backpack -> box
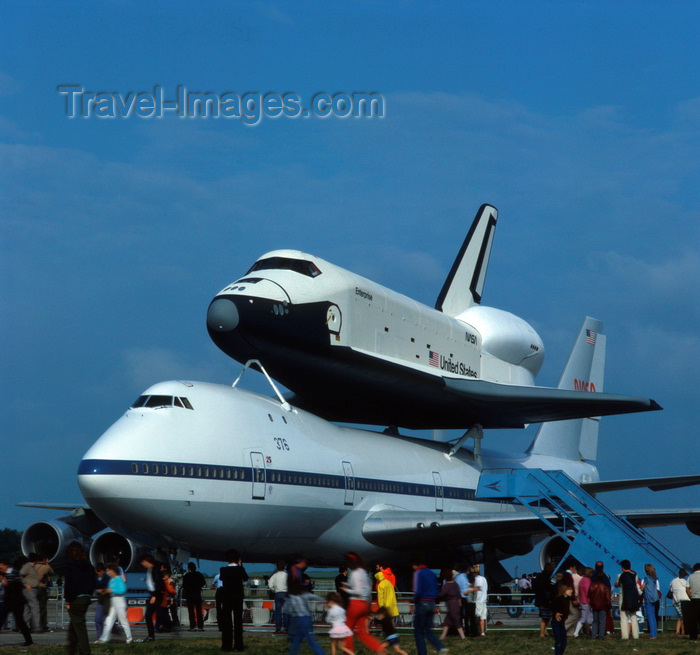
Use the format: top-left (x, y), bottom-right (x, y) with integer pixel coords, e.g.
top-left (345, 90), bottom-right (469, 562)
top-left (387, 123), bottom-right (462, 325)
top-left (619, 571), bottom-right (640, 611)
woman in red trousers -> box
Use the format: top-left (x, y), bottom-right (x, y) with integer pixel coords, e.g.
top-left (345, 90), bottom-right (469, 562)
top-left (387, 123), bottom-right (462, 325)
top-left (342, 552), bottom-right (386, 654)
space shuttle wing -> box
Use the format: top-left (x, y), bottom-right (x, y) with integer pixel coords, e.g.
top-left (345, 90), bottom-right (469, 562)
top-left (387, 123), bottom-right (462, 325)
top-left (443, 378), bottom-right (661, 427)
top-left (362, 506), bottom-right (700, 551)
top-left (582, 474), bottom-right (700, 494)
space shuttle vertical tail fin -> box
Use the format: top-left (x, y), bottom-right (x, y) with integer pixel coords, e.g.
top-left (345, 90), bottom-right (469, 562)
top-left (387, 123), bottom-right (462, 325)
top-left (526, 317), bottom-right (606, 462)
top-left (435, 204), bottom-right (498, 316)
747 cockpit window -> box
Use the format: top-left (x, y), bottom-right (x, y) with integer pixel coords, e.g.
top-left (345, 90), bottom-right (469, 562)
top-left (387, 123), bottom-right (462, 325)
top-left (246, 256), bottom-right (321, 278)
top-left (130, 395), bottom-right (193, 410)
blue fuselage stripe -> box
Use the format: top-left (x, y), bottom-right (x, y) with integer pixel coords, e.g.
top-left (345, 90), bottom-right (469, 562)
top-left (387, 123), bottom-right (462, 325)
top-left (78, 458), bottom-right (478, 502)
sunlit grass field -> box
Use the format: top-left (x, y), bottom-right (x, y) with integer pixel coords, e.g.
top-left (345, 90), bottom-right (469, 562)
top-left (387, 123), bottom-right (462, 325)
top-left (6, 632), bottom-right (699, 655)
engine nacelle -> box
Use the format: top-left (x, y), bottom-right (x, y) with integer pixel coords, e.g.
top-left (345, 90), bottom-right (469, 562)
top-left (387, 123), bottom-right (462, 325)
top-left (89, 530), bottom-right (150, 572)
top-left (538, 535), bottom-right (572, 570)
top-left (21, 521), bottom-right (91, 564)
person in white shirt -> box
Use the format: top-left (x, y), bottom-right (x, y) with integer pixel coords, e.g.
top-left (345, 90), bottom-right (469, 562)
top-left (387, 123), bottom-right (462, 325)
top-left (468, 564), bottom-right (488, 637)
top-left (267, 560), bottom-right (289, 634)
top-left (669, 568), bottom-right (689, 635)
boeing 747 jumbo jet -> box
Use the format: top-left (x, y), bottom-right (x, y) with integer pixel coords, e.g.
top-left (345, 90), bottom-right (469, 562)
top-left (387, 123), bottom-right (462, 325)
top-left (21, 319), bottom-right (699, 582)
top-left (206, 205), bottom-right (660, 429)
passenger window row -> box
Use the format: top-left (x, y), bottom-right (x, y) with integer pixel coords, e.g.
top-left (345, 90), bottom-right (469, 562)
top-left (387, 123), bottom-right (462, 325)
top-left (126, 461), bottom-right (477, 501)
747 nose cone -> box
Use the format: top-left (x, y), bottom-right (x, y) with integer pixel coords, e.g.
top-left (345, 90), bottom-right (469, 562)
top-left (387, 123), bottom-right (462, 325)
top-left (207, 298), bottom-right (239, 332)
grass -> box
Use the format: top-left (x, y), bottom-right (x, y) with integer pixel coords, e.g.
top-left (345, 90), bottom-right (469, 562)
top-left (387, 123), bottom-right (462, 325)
top-left (6, 632), bottom-right (699, 655)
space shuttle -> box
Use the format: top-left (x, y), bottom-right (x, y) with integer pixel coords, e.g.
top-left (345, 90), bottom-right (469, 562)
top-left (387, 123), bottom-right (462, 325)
top-left (206, 204), bottom-right (660, 430)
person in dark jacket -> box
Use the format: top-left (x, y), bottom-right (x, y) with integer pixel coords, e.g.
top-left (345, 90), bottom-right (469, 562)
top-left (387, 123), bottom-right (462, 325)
top-left (533, 563), bottom-right (556, 637)
top-left (182, 562), bottom-right (207, 631)
top-left (411, 554), bottom-right (445, 655)
top-left (219, 548), bottom-right (249, 652)
top-left (140, 554), bottom-right (165, 642)
top-left (588, 571), bottom-right (611, 640)
top-left (64, 542), bottom-right (95, 655)
top-left (0, 557), bottom-right (33, 645)
top-left (550, 583), bottom-right (573, 655)
top-left (94, 563), bottom-right (111, 640)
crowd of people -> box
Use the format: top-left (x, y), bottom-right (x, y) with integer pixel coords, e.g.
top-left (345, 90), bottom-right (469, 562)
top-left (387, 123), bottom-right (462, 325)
top-left (214, 553), bottom-right (700, 655)
top-left (531, 558), bottom-right (700, 655)
top-left (0, 545), bottom-right (192, 655)
top-left (0, 551), bottom-right (55, 645)
top-left (3, 545), bottom-right (700, 655)
top-left (228, 551), bottom-right (456, 655)
top-left (211, 551), bottom-right (494, 655)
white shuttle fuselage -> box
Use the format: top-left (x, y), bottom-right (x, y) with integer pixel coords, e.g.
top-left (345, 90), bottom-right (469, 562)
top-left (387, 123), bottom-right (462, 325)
top-left (206, 206), bottom-right (659, 429)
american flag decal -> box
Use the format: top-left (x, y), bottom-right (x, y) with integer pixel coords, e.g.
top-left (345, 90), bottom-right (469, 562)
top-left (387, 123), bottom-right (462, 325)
top-left (429, 350), bottom-right (440, 367)
top-left (586, 329), bottom-right (596, 345)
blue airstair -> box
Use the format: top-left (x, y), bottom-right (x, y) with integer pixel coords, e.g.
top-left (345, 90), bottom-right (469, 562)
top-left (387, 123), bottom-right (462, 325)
top-left (476, 468), bottom-right (686, 579)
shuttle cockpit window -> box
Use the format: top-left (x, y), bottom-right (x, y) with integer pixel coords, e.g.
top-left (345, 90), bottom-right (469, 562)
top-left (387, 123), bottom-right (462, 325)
top-left (246, 256), bottom-right (322, 278)
top-left (130, 395), bottom-right (194, 410)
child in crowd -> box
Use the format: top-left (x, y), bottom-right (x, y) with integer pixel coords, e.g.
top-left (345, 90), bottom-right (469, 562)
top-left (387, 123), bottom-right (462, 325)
top-left (325, 592), bottom-right (353, 655)
top-left (551, 583), bottom-right (573, 655)
top-left (376, 606), bottom-right (408, 655)
top-left (284, 580), bottom-right (326, 655)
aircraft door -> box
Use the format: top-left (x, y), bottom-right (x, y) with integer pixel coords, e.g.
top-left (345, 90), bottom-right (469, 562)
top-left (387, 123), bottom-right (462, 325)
top-left (432, 471), bottom-right (444, 512)
top-left (342, 461), bottom-right (355, 506)
top-left (250, 452), bottom-right (266, 500)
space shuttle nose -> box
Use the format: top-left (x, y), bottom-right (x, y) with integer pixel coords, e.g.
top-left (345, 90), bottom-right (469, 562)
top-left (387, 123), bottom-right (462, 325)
top-left (207, 298), bottom-right (240, 332)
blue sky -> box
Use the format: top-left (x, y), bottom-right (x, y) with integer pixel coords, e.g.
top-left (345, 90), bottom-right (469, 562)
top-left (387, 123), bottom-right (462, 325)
top-left (2, 1), bottom-right (699, 572)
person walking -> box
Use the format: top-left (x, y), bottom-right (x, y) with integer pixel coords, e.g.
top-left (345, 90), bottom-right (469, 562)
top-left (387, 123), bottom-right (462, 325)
top-left (342, 552), bottom-right (385, 654)
top-left (284, 580), bottom-right (327, 655)
top-left (0, 557), bottom-right (33, 646)
top-left (96, 563), bottom-right (133, 643)
top-left (411, 555), bottom-right (447, 655)
top-left (64, 542), bottom-right (95, 655)
top-left (140, 555), bottom-right (164, 642)
top-left (438, 569), bottom-right (465, 640)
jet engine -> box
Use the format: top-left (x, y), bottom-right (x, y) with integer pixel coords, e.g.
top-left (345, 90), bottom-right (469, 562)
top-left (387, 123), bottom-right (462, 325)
top-left (21, 520), bottom-right (91, 564)
top-left (538, 535), bottom-right (571, 570)
top-left (89, 530), bottom-right (150, 572)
